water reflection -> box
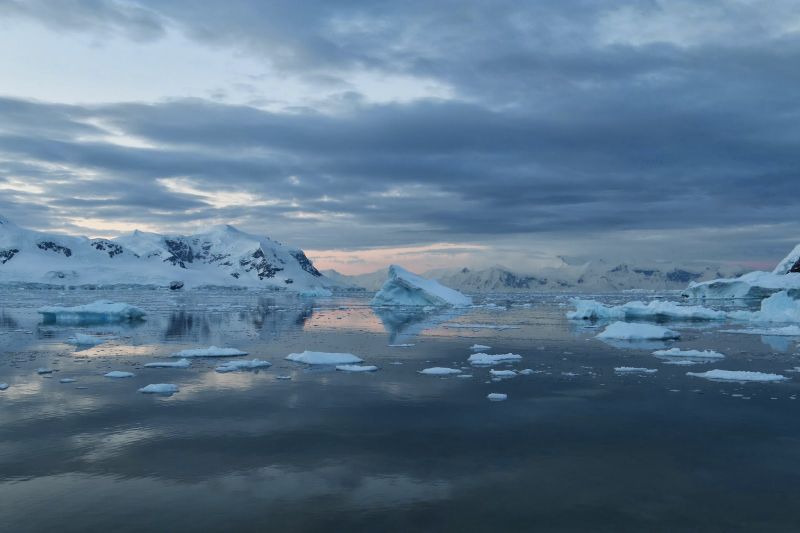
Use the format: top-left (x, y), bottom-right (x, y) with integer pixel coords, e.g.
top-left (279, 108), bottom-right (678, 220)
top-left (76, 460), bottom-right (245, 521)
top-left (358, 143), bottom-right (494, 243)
top-left (373, 306), bottom-right (465, 344)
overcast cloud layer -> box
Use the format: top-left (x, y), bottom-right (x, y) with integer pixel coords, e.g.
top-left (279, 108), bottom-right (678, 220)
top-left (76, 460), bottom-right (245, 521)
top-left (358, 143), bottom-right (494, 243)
top-left (0, 0), bottom-right (798, 272)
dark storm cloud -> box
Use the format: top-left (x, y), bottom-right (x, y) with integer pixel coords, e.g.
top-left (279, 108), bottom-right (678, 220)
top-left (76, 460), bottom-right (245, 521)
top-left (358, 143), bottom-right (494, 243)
top-left (1, 0), bottom-right (799, 262)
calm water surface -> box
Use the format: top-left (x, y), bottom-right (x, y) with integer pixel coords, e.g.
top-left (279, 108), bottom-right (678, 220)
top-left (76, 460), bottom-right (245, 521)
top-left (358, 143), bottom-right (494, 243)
top-left (1, 289), bottom-right (799, 532)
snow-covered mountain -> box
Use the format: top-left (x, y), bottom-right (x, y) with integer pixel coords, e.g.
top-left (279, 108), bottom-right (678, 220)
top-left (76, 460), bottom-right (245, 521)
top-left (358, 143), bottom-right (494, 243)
top-left (331, 260), bottom-right (746, 293)
top-left (0, 215), bottom-right (336, 293)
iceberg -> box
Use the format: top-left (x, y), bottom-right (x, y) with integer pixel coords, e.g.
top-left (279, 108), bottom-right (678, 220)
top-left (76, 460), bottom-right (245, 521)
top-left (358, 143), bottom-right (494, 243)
top-left (487, 393), bottom-right (508, 401)
top-left (687, 370), bottom-right (789, 382)
top-left (138, 383), bottom-right (179, 394)
top-left (171, 346), bottom-right (248, 358)
top-left (285, 351), bottom-right (363, 365)
top-left (371, 265), bottom-right (472, 307)
top-left (144, 359), bottom-right (191, 368)
top-left (419, 367), bottom-right (462, 375)
top-left (597, 322), bottom-right (680, 341)
top-left (38, 300), bottom-right (145, 323)
top-left (567, 299), bottom-right (725, 321)
top-left (215, 359), bottom-right (272, 373)
top-left (335, 364), bottom-right (379, 372)
top-left (727, 291), bottom-right (800, 323)
top-left (467, 352), bottom-right (522, 365)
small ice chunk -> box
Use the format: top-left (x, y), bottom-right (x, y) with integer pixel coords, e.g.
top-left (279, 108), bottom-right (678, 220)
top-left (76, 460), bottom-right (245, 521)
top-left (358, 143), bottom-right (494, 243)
top-left (0, 383), bottom-right (8, 390)
top-left (104, 371), bottom-right (135, 378)
top-left (614, 367), bottom-right (658, 374)
top-left (36, 368), bottom-right (53, 375)
top-left (419, 367), bottom-right (462, 375)
top-left (138, 383), bottom-right (179, 395)
top-left (145, 359), bottom-right (191, 368)
top-left (38, 300), bottom-right (145, 323)
top-left (490, 369), bottom-right (517, 378)
top-left (275, 375), bottom-right (292, 380)
top-left (598, 322), bottom-right (680, 340)
top-left (66, 333), bottom-right (105, 346)
top-left (653, 348), bottom-right (725, 359)
top-left (470, 344), bottom-right (492, 351)
top-left (487, 393), bottom-right (508, 401)
top-left (336, 364), bottom-right (379, 372)
top-left (59, 378), bottom-right (77, 383)
top-left (215, 359), bottom-right (272, 373)
top-left (285, 351), bottom-right (363, 365)
top-left (172, 346), bottom-right (248, 358)
top-left (519, 369), bottom-right (535, 375)
top-left (388, 344), bottom-right (415, 348)
top-left (468, 352), bottom-right (522, 366)
top-left (687, 369), bottom-right (789, 382)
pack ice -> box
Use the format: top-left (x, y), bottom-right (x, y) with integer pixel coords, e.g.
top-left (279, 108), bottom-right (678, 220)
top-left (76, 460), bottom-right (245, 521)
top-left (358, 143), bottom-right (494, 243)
top-left (371, 265), bottom-right (472, 307)
top-left (567, 299), bottom-right (725, 321)
top-left (597, 322), bottom-right (681, 341)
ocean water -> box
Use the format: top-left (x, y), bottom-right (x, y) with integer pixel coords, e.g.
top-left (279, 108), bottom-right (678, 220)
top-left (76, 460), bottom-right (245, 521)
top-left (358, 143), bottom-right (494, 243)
top-left (1, 288), bottom-right (800, 532)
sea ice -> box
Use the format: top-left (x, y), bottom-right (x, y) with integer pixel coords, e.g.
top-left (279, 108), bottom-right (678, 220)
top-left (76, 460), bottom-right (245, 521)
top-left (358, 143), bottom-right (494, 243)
top-left (138, 383), bottom-right (179, 394)
top-left (285, 351), bottom-right (364, 365)
top-left (487, 393), bottom-right (508, 401)
top-left (652, 348), bottom-right (725, 359)
top-left (490, 369), bottom-right (517, 378)
top-left (144, 359), bottom-right (191, 368)
top-left (468, 352), bottom-right (523, 365)
top-left (567, 299), bottom-right (726, 321)
top-left (215, 359), bottom-right (272, 373)
top-left (614, 367), bottom-right (658, 374)
top-left (597, 322), bottom-right (680, 341)
top-left (0, 383), bottom-right (7, 390)
top-left (38, 300), bottom-right (145, 323)
top-left (388, 344), bottom-right (415, 348)
top-left (336, 364), bottom-right (379, 372)
top-left (469, 344), bottom-right (492, 351)
top-left (721, 325), bottom-right (800, 336)
top-left (687, 369), bottom-right (789, 382)
top-left (104, 371), bottom-right (135, 378)
top-left (36, 368), bottom-right (53, 375)
top-left (59, 378), bottom-right (77, 383)
top-left (728, 291), bottom-right (800, 323)
top-left (371, 265), bottom-right (472, 307)
top-left (419, 367), bottom-right (462, 375)
top-left (172, 346), bottom-right (248, 358)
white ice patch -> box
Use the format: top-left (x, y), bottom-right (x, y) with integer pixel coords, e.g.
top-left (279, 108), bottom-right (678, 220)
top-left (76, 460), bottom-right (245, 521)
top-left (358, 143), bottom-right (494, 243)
top-left (172, 346), bottom-right (248, 358)
top-left (38, 300), bottom-right (145, 322)
top-left (652, 348), bottom-right (725, 360)
top-left (469, 344), bottom-right (491, 351)
top-left (0, 383), bottom-right (8, 390)
top-left (568, 299), bottom-right (726, 321)
top-left (419, 367), bottom-right (462, 375)
top-left (335, 364), bottom-right (379, 372)
top-left (487, 393), bottom-right (508, 401)
top-left (597, 322), bottom-right (680, 341)
top-left (138, 383), bottom-right (179, 394)
top-left (371, 265), bottom-right (472, 307)
top-left (59, 378), bottom-right (77, 383)
top-left (145, 359), bottom-right (191, 368)
top-left (614, 367), bottom-right (658, 374)
top-left (286, 351), bottom-right (364, 365)
top-left (215, 359), bottom-right (272, 373)
top-left (104, 371), bottom-right (135, 378)
top-left (687, 369), bottom-right (789, 382)
top-left (490, 369), bottom-right (517, 378)
top-left (727, 291), bottom-right (800, 323)
top-left (721, 325), bottom-right (800, 336)
top-left (468, 352), bottom-right (523, 366)
top-left (388, 344), bottom-right (415, 348)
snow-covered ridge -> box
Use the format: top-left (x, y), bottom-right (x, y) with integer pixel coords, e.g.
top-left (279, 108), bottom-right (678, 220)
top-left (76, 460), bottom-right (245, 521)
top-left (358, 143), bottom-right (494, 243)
top-left (0, 215), bottom-right (336, 292)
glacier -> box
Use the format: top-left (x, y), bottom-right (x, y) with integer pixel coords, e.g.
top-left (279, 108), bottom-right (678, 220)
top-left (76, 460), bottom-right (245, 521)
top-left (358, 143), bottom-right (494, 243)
top-left (371, 265), bottom-right (472, 307)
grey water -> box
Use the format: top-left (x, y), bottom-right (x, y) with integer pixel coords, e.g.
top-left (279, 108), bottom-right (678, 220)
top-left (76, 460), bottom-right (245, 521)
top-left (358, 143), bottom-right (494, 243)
top-left (1, 288), bottom-right (800, 532)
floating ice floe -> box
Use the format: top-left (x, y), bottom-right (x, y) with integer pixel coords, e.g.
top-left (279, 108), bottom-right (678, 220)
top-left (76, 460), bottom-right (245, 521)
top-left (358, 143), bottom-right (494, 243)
top-left (444, 324), bottom-right (521, 330)
top-left (721, 325), bottom-right (800, 336)
top-left (38, 300), bottom-right (145, 323)
top-left (336, 364), bottom-right (379, 372)
top-left (388, 344), bottom-right (415, 348)
top-left (652, 348), bottom-right (725, 360)
top-left (727, 291), bottom-right (800, 323)
top-left (0, 383), bottom-right (8, 390)
top-left (490, 369), bottom-right (517, 378)
top-left (144, 359), bottom-right (191, 368)
top-left (104, 371), bottom-right (135, 378)
top-left (215, 359), bottom-right (272, 373)
top-left (597, 322), bottom-right (680, 341)
top-left (371, 265), bottom-right (471, 307)
top-left (419, 367), bottom-right (462, 375)
top-left (469, 344), bottom-right (492, 351)
top-left (36, 368), bottom-right (53, 375)
top-left (614, 367), bottom-right (658, 374)
top-left (138, 383), bottom-right (179, 395)
top-left (66, 333), bottom-right (105, 346)
top-left (567, 299), bottom-right (726, 321)
top-left (468, 352), bottom-right (523, 366)
top-left (59, 378), bottom-right (77, 383)
top-left (286, 351), bottom-right (364, 365)
top-left (172, 346), bottom-right (248, 358)
top-left (487, 393), bottom-right (508, 401)
top-left (687, 369), bottom-right (789, 382)
top-left (519, 369), bottom-right (535, 375)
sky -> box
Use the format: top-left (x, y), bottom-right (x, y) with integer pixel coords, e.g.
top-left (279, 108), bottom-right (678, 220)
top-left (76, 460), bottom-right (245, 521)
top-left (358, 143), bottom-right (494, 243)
top-left (1, 0), bottom-right (799, 274)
